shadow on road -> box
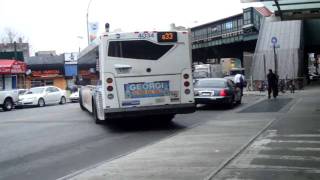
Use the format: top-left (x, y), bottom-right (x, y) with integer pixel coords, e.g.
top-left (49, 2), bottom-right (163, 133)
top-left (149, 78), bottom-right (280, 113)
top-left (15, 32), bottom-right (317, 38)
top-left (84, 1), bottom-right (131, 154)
top-left (196, 103), bottom-right (240, 111)
top-left (102, 116), bottom-right (187, 133)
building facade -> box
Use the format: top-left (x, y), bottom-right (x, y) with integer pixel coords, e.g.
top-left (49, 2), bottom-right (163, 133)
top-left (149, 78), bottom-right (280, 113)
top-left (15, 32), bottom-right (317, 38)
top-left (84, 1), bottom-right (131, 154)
top-left (0, 60), bottom-right (27, 90)
top-left (191, 7), bottom-right (272, 63)
top-left (25, 53), bottom-right (67, 89)
top-left (0, 42), bottom-right (30, 61)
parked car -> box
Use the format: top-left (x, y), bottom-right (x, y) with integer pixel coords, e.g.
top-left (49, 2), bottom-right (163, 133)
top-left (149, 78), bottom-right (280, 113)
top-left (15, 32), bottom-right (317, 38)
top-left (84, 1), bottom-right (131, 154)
top-left (0, 89), bottom-right (19, 111)
top-left (18, 89), bottom-right (27, 95)
top-left (69, 90), bottom-right (79, 102)
top-left (194, 78), bottom-right (241, 107)
top-left (18, 86), bottom-right (67, 107)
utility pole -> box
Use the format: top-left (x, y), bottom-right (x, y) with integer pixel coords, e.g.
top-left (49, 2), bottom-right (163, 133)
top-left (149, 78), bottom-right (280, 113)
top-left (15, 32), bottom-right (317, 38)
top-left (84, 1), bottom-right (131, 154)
top-left (271, 36), bottom-right (279, 74)
top-left (273, 44), bottom-right (278, 74)
top-left (13, 41), bottom-right (17, 60)
top-left (86, 0), bottom-right (93, 45)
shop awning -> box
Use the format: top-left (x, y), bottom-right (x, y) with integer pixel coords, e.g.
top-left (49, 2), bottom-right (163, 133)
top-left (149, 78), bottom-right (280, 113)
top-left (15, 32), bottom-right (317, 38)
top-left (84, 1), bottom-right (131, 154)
top-left (0, 59), bottom-right (27, 74)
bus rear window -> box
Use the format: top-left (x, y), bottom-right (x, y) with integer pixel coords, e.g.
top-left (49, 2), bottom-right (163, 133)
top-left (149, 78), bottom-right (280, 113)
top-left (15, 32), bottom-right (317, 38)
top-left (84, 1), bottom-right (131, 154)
top-left (108, 40), bottom-right (173, 60)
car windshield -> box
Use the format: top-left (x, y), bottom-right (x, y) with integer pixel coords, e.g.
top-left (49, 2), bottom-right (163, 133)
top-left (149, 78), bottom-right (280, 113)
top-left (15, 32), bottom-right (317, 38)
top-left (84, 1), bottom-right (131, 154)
top-left (195, 79), bottom-right (226, 88)
top-left (26, 87), bottom-right (45, 94)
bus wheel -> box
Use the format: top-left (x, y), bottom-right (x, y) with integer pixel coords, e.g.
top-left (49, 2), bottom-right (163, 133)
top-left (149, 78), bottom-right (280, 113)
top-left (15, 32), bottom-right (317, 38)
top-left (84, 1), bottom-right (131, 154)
top-left (93, 101), bottom-right (104, 124)
top-left (79, 91), bottom-right (86, 111)
top-left (161, 114), bottom-right (175, 123)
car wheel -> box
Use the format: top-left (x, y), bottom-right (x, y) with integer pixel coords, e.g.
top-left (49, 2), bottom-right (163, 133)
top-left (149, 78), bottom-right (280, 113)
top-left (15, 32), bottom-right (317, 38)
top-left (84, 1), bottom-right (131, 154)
top-left (38, 98), bottom-right (45, 107)
top-left (236, 97), bottom-right (242, 105)
top-left (3, 98), bottom-right (13, 111)
top-left (227, 97), bottom-right (234, 109)
top-left (60, 96), bottom-right (66, 104)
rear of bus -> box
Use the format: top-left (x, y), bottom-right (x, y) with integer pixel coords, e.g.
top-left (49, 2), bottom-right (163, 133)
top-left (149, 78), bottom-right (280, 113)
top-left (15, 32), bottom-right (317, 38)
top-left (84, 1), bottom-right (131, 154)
top-left (99, 31), bottom-right (195, 119)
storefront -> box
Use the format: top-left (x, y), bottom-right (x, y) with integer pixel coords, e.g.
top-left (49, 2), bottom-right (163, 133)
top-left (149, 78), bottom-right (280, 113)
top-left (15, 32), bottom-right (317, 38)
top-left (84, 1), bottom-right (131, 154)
top-left (0, 60), bottom-right (26, 90)
top-left (26, 69), bottom-right (67, 89)
top-left (78, 69), bottom-right (98, 85)
top-left (25, 53), bottom-right (67, 90)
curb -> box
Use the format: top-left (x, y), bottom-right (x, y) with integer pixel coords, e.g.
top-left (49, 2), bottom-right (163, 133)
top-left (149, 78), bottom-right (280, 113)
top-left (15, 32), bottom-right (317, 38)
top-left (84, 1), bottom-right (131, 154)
top-left (204, 118), bottom-right (277, 180)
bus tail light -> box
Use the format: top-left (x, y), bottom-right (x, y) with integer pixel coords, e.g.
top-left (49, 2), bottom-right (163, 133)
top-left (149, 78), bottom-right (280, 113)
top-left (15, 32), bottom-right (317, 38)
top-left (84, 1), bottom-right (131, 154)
top-left (107, 94), bottom-right (114, 99)
top-left (107, 86), bottom-right (113, 91)
top-left (107, 78), bottom-right (113, 83)
top-left (185, 89), bottom-right (191, 95)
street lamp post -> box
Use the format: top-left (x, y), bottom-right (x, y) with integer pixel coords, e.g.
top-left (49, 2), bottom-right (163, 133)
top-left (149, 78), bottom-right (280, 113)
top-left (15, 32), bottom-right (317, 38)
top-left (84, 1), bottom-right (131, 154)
top-left (86, 0), bottom-right (93, 45)
top-left (77, 36), bottom-right (84, 53)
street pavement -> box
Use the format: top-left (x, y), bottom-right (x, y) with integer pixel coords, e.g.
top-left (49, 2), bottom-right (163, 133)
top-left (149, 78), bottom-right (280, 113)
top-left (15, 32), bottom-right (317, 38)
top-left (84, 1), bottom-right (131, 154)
top-left (1, 96), bottom-right (257, 180)
top-left (61, 82), bottom-right (320, 180)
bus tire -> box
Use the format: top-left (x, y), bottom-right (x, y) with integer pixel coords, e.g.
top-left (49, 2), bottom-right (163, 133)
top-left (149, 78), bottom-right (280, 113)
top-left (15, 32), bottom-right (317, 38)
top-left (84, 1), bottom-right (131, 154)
top-left (161, 114), bottom-right (175, 123)
top-left (79, 90), bottom-right (86, 111)
top-left (93, 100), bottom-right (104, 124)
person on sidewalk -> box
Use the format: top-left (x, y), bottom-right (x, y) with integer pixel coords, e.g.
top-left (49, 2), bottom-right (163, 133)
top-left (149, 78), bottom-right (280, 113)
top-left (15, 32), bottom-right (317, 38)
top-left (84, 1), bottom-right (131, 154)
top-left (234, 73), bottom-right (245, 96)
top-left (267, 69), bottom-right (278, 99)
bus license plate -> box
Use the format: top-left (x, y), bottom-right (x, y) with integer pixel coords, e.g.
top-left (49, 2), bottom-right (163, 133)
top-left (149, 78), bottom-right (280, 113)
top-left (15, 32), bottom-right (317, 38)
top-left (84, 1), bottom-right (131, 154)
top-left (124, 81), bottom-right (170, 99)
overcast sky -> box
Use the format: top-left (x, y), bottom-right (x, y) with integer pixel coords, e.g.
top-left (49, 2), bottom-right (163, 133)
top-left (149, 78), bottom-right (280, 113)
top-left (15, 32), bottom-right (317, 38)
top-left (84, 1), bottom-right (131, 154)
top-left (0, 0), bottom-right (262, 55)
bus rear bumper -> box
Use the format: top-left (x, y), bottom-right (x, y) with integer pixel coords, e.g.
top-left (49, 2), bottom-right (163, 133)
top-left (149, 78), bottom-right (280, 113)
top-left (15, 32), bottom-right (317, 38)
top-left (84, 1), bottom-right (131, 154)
top-left (104, 103), bottom-right (195, 118)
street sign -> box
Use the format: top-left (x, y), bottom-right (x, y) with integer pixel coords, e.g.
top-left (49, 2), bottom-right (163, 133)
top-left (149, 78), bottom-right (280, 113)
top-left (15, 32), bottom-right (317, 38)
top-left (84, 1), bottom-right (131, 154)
top-left (271, 36), bottom-right (278, 45)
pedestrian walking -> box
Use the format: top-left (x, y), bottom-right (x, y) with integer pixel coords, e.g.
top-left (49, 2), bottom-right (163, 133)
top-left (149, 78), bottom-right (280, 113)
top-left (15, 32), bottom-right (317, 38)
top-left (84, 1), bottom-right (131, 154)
top-left (234, 73), bottom-right (245, 96)
top-left (267, 69), bottom-right (278, 99)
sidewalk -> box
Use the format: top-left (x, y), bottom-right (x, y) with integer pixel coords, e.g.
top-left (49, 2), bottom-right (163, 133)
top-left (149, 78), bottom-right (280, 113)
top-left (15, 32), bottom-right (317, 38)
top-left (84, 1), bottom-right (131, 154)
top-left (213, 82), bottom-right (320, 180)
top-left (60, 83), bottom-right (320, 180)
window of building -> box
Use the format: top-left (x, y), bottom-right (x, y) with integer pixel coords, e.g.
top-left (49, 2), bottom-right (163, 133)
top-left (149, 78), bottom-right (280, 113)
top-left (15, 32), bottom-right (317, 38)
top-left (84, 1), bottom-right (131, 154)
top-left (108, 40), bottom-right (173, 60)
top-left (254, 13), bottom-right (260, 28)
top-left (226, 21), bottom-right (233, 30)
top-left (238, 19), bottom-right (243, 28)
top-left (31, 79), bottom-right (54, 87)
top-left (243, 11), bottom-right (252, 25)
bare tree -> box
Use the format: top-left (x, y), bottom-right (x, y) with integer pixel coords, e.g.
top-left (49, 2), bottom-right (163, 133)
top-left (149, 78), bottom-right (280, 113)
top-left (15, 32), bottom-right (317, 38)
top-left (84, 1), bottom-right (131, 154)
top-left (1, 28), bottom-right (27, 44)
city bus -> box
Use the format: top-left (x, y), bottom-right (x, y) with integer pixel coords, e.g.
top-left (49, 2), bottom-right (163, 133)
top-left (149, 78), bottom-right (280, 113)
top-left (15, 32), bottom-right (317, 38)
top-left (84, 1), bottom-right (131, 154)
top-left (79, 30), bottom-right (195, 124)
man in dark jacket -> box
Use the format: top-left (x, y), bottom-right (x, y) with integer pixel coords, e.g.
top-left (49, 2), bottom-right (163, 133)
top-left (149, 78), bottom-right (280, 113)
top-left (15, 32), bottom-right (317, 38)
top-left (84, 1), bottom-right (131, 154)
top-left (267, 69), bottom-right (278, 99)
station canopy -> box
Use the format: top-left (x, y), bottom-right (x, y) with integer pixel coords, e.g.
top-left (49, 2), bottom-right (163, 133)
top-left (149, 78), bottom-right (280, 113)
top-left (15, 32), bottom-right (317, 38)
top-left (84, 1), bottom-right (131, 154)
top-left (241, 0), bottom-right (320, 20)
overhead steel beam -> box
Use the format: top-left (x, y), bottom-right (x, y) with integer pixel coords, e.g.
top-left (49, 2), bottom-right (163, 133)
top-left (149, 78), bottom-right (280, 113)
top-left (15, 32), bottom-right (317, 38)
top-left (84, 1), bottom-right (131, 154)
top-left (274, 0), bottom-right (283, 20)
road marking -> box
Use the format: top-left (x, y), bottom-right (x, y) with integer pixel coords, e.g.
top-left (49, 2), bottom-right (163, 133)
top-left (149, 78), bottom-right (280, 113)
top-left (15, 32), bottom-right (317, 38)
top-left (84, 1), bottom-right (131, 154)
top-left (238, 154), bottom-right (320, 161)
top-left (269, 140), bottom-right (320, 144)
top-left (281, 134), bottom-right (320, 138)
top-left (228, 164), bottom-right (320, 174)
top-left (248, 146), bottom-right (320, 152)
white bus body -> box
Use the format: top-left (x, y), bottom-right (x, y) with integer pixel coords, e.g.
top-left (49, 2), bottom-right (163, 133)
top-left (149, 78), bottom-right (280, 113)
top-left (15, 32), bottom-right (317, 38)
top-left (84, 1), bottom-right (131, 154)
top-left (79, 31), bottom-right (195, 123)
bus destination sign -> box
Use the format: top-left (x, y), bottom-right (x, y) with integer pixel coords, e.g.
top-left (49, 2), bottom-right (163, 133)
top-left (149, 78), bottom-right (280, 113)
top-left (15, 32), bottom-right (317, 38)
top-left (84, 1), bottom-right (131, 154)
top-left (157, 32), bottom-right (177, 42)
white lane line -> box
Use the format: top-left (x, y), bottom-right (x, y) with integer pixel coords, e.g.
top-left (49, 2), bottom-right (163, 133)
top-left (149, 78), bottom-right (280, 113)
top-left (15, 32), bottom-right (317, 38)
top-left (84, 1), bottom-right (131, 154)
top-left (239, 154), bottom-right (320, 161)
top-left (228, 164), bottom-right (320, 174)
top-left (248, 146), bottom-right (320, 152)
top-left (270, 140), bottom-right (320, 144)
top-left (281, 134), bottom-right (320, 138)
